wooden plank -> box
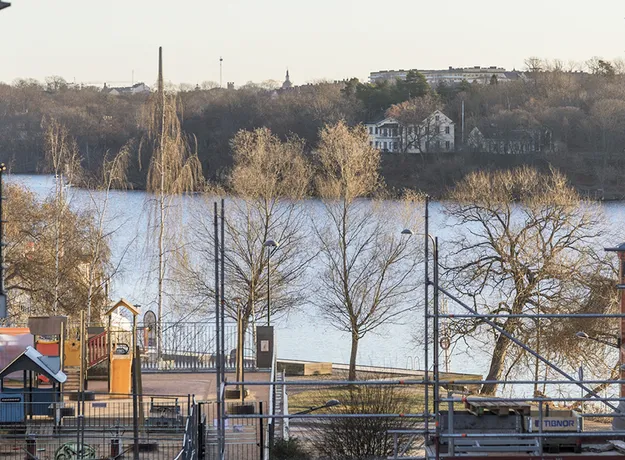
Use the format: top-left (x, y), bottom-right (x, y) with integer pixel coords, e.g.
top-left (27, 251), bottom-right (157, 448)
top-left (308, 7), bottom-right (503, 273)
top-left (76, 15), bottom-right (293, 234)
top-left (610, 440), bottom-right (625, 454)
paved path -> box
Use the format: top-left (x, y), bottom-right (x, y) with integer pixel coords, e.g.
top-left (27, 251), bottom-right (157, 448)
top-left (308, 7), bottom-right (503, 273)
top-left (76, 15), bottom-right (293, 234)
top-left (87, 372), bottom-right (271, 402)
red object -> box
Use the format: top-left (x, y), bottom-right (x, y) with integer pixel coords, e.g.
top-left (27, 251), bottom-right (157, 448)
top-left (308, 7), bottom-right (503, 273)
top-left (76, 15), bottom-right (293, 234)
top-left (35, 342), bottom-right (59, 357)
top-left (87, 331), bottom-right (108, 368)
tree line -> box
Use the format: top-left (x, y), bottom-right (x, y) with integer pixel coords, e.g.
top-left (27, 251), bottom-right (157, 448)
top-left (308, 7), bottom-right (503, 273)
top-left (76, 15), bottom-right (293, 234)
top-left (5, 56), bottom-right (625, 196)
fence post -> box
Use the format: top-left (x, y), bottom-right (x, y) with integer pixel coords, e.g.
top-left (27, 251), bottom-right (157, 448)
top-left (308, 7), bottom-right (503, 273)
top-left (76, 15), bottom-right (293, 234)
top-left (259, 401), bottom-right (264, 460)
top-left (198, 402), bottom-right (205, 460)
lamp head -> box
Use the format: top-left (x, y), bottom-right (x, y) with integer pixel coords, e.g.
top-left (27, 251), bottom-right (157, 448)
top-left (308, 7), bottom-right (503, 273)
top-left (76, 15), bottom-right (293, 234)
top-left (264, 239), bottom-right (279, 248)
top-left (401, 229), bottom-right (413, 236)
top-left (325, 399), bottom-right (340, 408)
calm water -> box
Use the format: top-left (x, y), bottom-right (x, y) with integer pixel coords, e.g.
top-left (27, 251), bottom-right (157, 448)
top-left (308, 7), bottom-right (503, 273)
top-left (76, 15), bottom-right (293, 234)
top-left (8, 174), bottom-right (625, 385)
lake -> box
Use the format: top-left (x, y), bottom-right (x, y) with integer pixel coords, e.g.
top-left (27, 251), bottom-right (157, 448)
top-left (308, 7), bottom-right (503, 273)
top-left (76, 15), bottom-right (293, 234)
top-left (7, 174), bottom-right (625, 389)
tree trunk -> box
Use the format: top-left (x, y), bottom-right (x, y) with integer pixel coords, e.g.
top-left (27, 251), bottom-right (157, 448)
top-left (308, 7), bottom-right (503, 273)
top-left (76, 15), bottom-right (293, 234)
top-left (349, 331), bottom-right (359, 381)
top-left (480, 331), bottom-right (512, 395)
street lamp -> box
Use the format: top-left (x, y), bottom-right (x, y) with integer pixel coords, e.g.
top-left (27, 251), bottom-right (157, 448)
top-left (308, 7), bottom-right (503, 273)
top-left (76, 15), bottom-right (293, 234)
top-left (401, 223), bottom-right (439, 432)
top-left (294, 399), bottom-right (340, 415)
top-left (0, 2), bottom-right (10, 11)
top-left (576, 331), bottom-right (621, 349)
top-left (263, 239), bottom-right (279, 326)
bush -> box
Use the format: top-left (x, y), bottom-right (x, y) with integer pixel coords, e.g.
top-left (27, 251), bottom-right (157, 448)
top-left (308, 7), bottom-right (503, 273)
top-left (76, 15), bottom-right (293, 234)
top-left (311, 385), bottom-right (418, 460)
top-left (270, 437), bottom-right (311, 460)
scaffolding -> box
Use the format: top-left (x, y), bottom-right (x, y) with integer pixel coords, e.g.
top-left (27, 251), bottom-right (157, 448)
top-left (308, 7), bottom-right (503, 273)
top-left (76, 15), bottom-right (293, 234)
top-left (215, 197), bottom-right (625, 460)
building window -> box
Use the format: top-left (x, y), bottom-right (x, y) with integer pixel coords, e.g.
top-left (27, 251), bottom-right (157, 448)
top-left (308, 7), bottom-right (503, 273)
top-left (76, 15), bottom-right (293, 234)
top-left (370, 141), bottom-right (373, 146)
top-left (446, 141), bottom-right (451, 150)
top-left (375, 127), bottom-right (378, 134)
top-left (435, 115), bottom-right (440, 121)
top-left (393, 128), bottom-right (398, 137)
top-left (383, 128), bottom-right (388, 137)
top-left (435, 126), bottom-right (440, 134)
top-left (383, 141), bottom-right (387, 150)
top-left (445, 126), bottom-right (450, 134)
top-left (375, 141), bottom-right (379, 148)
top-left (393, 142), bottom-right (398, 151)
top-left (369, 127), bottom-right (373, 134)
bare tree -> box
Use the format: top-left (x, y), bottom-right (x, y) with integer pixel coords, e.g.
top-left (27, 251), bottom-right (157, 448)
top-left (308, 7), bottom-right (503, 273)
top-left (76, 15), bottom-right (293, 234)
top-left (183, 128), bottom-right (313, 363)
top-left (444, 167), bottom-right (611, 395)
top-left (44, 119), bottom-right (82, 315)
top-left (82, 145), bottom-right (132, 323)
top-left (314, 121), bottom-right (420, 381)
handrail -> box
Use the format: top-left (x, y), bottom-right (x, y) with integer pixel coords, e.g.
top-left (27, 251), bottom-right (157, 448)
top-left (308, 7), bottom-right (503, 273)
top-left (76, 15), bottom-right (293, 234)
top-left (87, 331), bottom-right (108, 368)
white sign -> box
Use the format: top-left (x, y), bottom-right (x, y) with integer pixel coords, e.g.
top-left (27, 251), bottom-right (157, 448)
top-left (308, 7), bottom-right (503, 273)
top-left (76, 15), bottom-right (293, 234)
top-left (525, 416), bottom-right (578, 432)
top-left (260, 340), bottom-right (270, 352)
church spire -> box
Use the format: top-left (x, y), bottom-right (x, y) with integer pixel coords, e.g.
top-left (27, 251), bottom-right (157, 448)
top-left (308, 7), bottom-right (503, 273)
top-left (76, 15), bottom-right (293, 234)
top-left (282, 68), bottom-right (292, 89)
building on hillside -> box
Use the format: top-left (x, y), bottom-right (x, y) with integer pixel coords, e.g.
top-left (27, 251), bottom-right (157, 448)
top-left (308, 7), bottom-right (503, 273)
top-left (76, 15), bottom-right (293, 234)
top-left (282, 70), bottom-right (293, 89)
top-left (366, 110), bottom-right (455, 153)
top-left (369, 67), bottom-right (524, 85)
top-left (104, 82), bottom-right (151, 96)
top-left (467, 127), bottom-right (553, 154)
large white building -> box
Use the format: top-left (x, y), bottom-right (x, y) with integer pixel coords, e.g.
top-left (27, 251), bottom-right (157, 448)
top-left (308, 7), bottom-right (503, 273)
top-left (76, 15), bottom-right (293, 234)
top-left (369, 67), bottom-right (524, 85)
top-left (366, 110), bottom-right (455, 153)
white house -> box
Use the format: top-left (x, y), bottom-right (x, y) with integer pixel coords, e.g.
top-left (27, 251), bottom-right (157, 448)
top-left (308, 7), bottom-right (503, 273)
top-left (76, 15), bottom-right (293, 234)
top-left (104, 82), bottom-right (151, 96)
top-left (366, 110), bottom-right (455, 153)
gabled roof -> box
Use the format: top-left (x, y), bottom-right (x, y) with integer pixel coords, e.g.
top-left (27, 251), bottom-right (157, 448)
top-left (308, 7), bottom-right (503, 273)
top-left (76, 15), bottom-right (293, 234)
top-left (0, 346), bottom-right (66, 383)
top-left (365, 117), bottom-right (399, 127)
top-left (104, 298), bottom-right (140, 317)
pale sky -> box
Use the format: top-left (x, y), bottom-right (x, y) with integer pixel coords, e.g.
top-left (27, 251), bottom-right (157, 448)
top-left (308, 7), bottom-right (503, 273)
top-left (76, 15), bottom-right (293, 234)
top-left (1, 0), bottom-right (624, 87)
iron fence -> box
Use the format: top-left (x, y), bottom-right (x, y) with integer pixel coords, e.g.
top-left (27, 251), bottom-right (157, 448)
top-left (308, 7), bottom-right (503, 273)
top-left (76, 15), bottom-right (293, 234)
top-left (201, 401), bottom-right (263, 460)
top-left (0, 392), bottom-right (191, 460)
top-left (136, 322), bottom-right (256, 373)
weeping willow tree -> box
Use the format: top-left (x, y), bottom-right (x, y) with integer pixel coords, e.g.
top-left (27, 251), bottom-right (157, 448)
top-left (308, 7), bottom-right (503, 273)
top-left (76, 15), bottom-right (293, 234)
top-left (142, 48), bottom-right (203, 361)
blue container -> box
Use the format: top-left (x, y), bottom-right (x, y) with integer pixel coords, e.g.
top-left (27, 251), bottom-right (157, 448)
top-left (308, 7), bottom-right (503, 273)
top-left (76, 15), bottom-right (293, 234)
top-left (0, 392), bottom-right (24, 423)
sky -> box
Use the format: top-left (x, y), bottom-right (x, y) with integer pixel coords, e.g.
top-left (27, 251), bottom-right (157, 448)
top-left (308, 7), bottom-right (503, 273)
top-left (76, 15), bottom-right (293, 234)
top-left (1, 0), bottom-right (624, 87)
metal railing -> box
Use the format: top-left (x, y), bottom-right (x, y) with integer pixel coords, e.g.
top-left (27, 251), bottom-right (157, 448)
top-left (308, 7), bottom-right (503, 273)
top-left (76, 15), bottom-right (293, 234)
top-left (0, 391), bottom-right (192, 460)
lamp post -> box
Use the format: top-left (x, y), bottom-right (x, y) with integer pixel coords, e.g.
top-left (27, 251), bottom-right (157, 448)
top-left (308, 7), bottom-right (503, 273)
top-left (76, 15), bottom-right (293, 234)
top-left (263, 239), bottom-right (279, 326)
top-left (401, 203), bottom-right (438, 438)
top-left (605, 243), bottom-right (625, 399)
top-left (0, 2), bottom-right (11, 11)
top-left (294, 399), bottom-right (340, 415)
top-left (575, 331), bottom-right (621, 350)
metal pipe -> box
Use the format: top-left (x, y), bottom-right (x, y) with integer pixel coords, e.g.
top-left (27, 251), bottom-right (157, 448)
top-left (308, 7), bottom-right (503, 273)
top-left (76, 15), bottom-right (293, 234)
top-left (440, 431), bottom-right (625, 438)
top-left (433, 237), bottom-right (440, 441)
top-left (225, 413), bottom-right (430, 419)
top-left (437, 285), bottom-right (620, 412)
top-left (436, 313), bottom-right (625, 318)
top-left (223, 379), bottom-right (625, 387)
top-left (423, 195), bottom-right (429, 438)
top-left (220, 198), bottom-right (226, 460)
top-left (441, 396), bottom-right (625, 402)
top-left (213, 201), bottom-right (222, 458)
